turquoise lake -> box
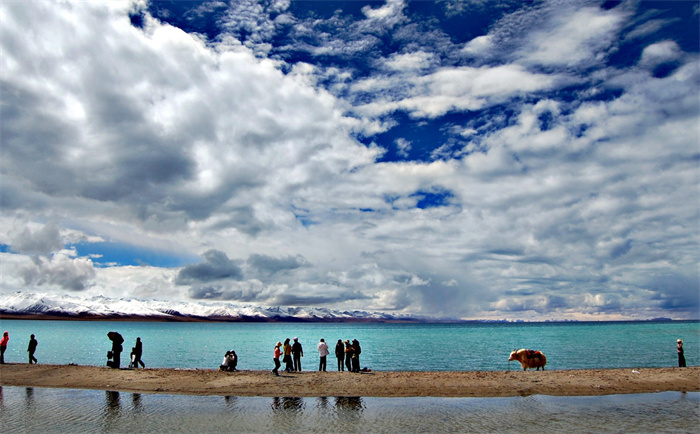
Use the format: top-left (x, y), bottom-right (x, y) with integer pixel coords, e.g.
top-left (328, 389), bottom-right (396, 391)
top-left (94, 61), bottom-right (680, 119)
top-left (0, 320), bottom-right (697, 371)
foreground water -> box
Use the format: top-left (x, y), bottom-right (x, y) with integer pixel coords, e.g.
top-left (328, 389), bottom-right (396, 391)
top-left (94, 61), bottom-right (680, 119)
top-left (0, 320), bottom-right (697, 371)
top-left (1, 387), bottom-right (697, 433)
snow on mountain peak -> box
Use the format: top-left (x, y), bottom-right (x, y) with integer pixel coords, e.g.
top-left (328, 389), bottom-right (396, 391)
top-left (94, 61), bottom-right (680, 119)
top-left (0, 291), bottom-right (411, 322)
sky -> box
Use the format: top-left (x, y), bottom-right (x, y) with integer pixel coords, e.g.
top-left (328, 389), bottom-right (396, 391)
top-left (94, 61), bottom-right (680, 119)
top-left (1, 0), bottom-right (698, 321)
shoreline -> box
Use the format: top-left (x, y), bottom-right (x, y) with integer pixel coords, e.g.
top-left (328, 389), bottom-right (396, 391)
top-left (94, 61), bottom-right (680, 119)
top-left (1, 364), bottom-right (697, 398)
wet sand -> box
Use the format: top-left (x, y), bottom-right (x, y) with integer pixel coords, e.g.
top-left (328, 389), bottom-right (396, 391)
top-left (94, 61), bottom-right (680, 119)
top-left (1, 364), bottom-right (697, 397)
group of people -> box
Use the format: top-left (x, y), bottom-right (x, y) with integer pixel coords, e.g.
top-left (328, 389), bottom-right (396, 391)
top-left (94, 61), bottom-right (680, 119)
top-left (271, 337), bottom-right (305, 375)
top-left (271, 337), bottom-right (363, 376)
top-left (219, 349), bottom-right (238, 372)
top-left (106, 332), bottom-right (145, 369)
top-left (337, 339), bottom-right (362, 373)
top-left (0, 331), bottom-right (38, 365)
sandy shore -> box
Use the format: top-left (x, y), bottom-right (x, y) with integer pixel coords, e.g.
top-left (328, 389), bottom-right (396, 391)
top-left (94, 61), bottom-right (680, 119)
top-left (1, 364), bottom-right (698, 397)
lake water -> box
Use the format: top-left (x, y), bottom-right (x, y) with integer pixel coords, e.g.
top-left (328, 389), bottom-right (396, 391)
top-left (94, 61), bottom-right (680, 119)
top-left (1, 387), bottom-right (697, 433)
top-left (0, 320), bottom-right (697, 370)
top-left (1, 320), bottom-right (698, 432)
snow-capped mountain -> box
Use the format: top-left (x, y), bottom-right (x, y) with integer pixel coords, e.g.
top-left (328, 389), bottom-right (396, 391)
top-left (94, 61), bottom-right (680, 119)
top-left (0, 292), bottom-right (417, 322)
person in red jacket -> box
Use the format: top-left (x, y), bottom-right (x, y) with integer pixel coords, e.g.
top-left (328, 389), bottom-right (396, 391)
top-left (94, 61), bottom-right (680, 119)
top-left (0, 331), bottom-right (9, 364)
top-left (272, 342), bottom-right (282, 376)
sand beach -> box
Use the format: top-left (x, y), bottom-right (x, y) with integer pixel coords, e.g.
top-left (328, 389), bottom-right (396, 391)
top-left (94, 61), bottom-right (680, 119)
top-left (1, 364), bottom-right (697, 398)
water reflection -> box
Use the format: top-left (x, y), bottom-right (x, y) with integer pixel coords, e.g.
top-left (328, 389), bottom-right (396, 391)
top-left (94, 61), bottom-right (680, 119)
top-left (270, 397), bottom-right (304, 431)
top-left (0, 387), bottom-right (697, 433)
top-left (131, 393), bottom-right (143, 413)
top-left (103, 390), bottom-right (121, 428)
top-left (223, 395), bottom-right (239, 411)
top-left (334, 396), bottom-right (364, 426)
top-left (335, 396), bottom-right (363, 411)
top-left (271, 396), bottom-right (304, 412)
top-left (25, 387), bottom-right (34, 405)
top-left (316, 396), bottom-right (330, 410)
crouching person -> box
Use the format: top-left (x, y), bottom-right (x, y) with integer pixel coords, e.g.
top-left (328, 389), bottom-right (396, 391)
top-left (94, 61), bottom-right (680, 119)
top-left (219, 350), bottom-right (238, 372)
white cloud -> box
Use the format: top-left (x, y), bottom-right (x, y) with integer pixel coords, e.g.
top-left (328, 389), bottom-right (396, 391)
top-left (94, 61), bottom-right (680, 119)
top-left (395, 138), bottom-right (412, 157)
top-left (0, 0), bottom-right (697, 320)
top-left (384, 51), bottom-right (433, 71)
top-left (639, 40), bottom-right (682, 67)
top-left (352, 64), bottom-right (559, 118)
top-left (517, 6), bottom-right (626, 67)
top-left (362, 0), bottom-right (406, 23)
top-left (20, 252), bottom-right (97, 292)
top-left (625, 18), bottom-right (679, 41)
top-left (462, 35), bottom-right (493, 56)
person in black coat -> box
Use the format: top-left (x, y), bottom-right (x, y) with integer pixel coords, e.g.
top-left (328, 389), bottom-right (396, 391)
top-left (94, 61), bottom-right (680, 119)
top-left (107, 332), bottom-right (124, 369)
top-left (351, 339), bottom-right (361, 373)
top-left (131, 337), bottom-right (145, 368)
top-left (27, 334), bottom-right (38, 364)
top-left (677, 339), bottom-right (686, 367)
top-left (335, 339), bottom-right (345, 371)
top-left (291, 337), bottom-right (304, 371)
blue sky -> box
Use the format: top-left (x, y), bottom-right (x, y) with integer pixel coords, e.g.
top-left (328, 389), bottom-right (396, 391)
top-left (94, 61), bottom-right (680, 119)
top-left (0, 0), bottom-right (698, 320)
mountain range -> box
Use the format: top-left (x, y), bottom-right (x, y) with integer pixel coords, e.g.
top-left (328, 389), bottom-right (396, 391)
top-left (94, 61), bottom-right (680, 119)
top-left (0, 292), bottom-right (423, 323)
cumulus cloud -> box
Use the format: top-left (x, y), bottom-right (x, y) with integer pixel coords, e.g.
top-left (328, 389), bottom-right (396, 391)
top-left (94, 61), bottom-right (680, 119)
top-left (361, 0), bottom-right (406, 25)
top-left (0, 0), bottom-right (697, 320)
top-left (639, 40), bottom-right (682, 67)
top-left (246, 253), bottom-right (309, 278)
top-left (6, 222), bottom-right (98, 292)
top-left (175, 250), bottom-right (243, 285)
top-left (20, 253), bottom-right (96, 292)
top-left (10, 223), bottom-right (63, 256)
top-left (383, 51), bottom-right (433, 71)
top-left (351, 64), bottom-right (559, 119)
top-left (0, 0), bottom-right (378, 235)
top-left (515, 6), bottom-right (626, 68)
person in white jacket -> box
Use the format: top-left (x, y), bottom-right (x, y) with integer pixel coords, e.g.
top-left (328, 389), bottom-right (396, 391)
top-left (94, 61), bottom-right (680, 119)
top-left (219, 350), bottom-right (238, 372)
top-left (317, 338), bottom-right (329, 372)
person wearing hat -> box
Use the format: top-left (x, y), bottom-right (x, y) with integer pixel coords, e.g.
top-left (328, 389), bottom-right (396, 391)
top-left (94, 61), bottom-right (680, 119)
top-left (292, 337), bottom-right (304, 372)
top-left (677, 339), bottom-right (686, 367)
top-left (272, 342), bottom-right (282, 376)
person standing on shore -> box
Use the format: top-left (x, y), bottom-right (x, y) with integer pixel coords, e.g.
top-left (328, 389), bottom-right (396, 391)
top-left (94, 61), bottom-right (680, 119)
top-left (317, 338), bottom-right (329, 372)
top-left (132, 337), bottom-right (145, 368)
top-left (107, 331), bottom-right (124, 369)
top-left (351, 339), bottom-right (361, 373)
top-left (0, 331), bottom-right (9, 364)
top-left (272, 342), bottom-right (282, 376)
top-left (344, 340), bottom-right (353, 372)
top-left (27, 334), bottom-right (38, 364)
top-left (292, 337), bottom-right (304, 371)
top-left (677, 339), bottom-right (686, 367)
top-left (283, 338), bottom-right (293, 372)
top-left (335, 339), bottom-right (345, 371)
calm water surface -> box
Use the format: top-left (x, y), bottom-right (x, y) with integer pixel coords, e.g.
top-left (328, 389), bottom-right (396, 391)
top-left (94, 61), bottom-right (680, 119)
top-left (0, 387), bottom-right (697, 433)
top-left (0, 320), bottom-right (697, 371)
